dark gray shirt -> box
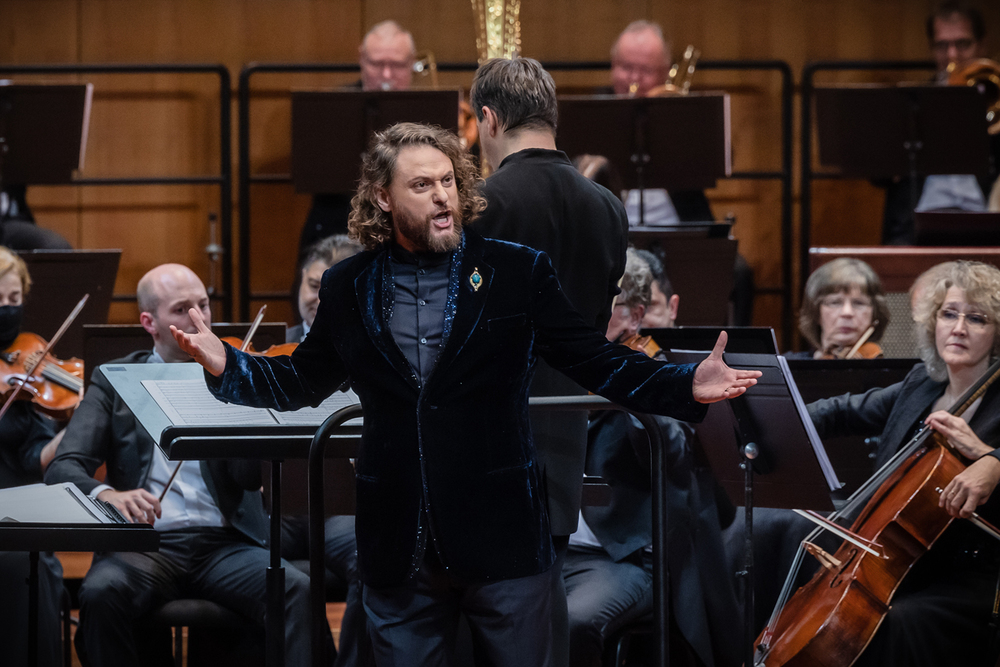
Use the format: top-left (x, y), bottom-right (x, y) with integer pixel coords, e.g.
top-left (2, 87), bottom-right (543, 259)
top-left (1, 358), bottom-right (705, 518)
top-left (388, 244), bottom-right (451, 387)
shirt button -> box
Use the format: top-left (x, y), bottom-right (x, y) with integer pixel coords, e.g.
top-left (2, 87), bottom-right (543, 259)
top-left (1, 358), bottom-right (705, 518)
top-left (418, 299), bottom-right (426, 306)
top-left (420, 337), bottom-right (428, 344)
top-left (418, 269), bottom-right (426, 275)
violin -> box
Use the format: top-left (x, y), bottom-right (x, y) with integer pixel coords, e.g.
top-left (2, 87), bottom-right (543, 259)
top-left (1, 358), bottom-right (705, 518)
top-left (220, 336), bottom-right (298, 357)
top-left (817, 341), bottom-right (883, 360)
top-left (818, 325), bottom-right (883, 360)
top-left (620, 333), bottom-right (662, 359)
top-left (751, 358), bottom-right (1000, 667)
top-left (0, 332), bottom-right (85, 421)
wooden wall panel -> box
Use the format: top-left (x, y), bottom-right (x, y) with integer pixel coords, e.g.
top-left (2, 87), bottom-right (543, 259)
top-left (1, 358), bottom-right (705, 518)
top-left (2, 0), bottom-right (999, 348)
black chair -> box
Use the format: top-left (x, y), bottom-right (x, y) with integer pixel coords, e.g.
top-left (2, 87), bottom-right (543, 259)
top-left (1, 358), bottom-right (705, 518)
top-left (145, 599), bottom-right (264, 667)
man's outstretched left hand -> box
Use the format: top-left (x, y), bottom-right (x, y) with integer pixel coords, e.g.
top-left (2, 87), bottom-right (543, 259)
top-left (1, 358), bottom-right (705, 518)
top-left (692, 331), bottom-right (761, 403)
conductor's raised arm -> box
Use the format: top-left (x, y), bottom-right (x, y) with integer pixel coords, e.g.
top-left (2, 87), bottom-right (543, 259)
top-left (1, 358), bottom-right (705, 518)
top-left (170, 306), bottom-right (227, 376)
top-left (692, 331), bottom-right (761, 403)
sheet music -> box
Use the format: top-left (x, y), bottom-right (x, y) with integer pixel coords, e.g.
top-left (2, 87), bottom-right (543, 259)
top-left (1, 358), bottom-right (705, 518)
top-left (141, 379), bottom-right (363, 427)
top-left (272, 388), bottom-right (363, 426)
top-left (0, 482), bottom-right (107, 524)
top-left (776, 355), bottom-right (842, 490)
top-left (142, 380), bottom-right (278, 426)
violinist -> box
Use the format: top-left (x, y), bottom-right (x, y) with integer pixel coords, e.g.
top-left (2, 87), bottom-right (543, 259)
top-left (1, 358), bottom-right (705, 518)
top-left (0, 245), bottom-right (65, 667)
top-left (794, 257), bottom-right (890, 359)
top-left (635, 249), bottom-right (679, 330)
top-left (565, 248), bottom-right (739, 667)
top-left (44, 263), bottom-right (311, 667)
top-left (806, 260), bottom-right (1000, 666)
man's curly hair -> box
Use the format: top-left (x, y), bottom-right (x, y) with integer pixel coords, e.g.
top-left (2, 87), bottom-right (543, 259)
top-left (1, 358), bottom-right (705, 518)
top-left (348, 122), bottom-right (486, 250)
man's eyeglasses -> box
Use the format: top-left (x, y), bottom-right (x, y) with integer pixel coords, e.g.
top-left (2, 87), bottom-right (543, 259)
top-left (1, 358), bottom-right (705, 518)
top-left (937, 308), bottom-right (991, 330)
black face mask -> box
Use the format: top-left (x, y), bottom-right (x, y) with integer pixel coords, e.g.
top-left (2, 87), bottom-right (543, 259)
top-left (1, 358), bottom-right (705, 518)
top-left (0, 304), bottom-right (23, 350)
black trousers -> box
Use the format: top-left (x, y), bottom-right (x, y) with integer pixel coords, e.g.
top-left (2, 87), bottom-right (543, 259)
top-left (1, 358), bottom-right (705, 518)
top-left (363, 549), bottom-right (553, 667)
top-left (75, 527), bottom-right (311, 667)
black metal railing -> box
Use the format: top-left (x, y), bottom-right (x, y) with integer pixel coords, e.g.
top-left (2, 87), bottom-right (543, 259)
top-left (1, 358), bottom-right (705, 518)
top-left (0, 64), bottom-right (233, 316)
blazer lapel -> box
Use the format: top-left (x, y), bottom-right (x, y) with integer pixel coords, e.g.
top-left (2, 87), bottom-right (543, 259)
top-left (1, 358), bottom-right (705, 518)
top-left (355, 249), bottom-right (420, 389)
top-left (431, 231), bottom-right (493, 376)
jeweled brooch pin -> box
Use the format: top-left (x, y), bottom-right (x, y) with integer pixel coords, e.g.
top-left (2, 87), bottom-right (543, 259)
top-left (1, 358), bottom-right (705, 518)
top-left (470, 268), bottom-right (482, 292)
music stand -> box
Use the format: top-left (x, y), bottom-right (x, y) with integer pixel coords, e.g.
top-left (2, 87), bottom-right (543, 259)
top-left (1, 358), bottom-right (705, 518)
top-left (100, 362), bottom-right (362, 667)
top-left (628, 226), bottom-right (737, 325)
top-left (557, 93), bottom-right (731, 224)
top-left (913, 210), bottom-right (1000, 246)
top-left (644, 326), bottom-right (778, 354)
top-left (291, 89), bottom-right (460, 194)
top-left (786, 358), bottom-right (918, 497)
top-left (17, 250), bottom-right (120, 360)
top-left (664, 341), bottom-right (841, 667)
top-left (0, 83), bottom-right (93, 191)
top-left (0, 483), bottom-right (158, 667)
top-left (815, 85), bottom-right (990, 211)
top-left (82, 322), bottom-right (287, 387)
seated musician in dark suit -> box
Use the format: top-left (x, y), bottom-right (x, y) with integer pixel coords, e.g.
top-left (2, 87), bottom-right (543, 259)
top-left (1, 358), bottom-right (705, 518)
top-left (283, 233), bottom-right (368, 667)
top-left (0, 246), bottom-right (66, 667)
top-left (881, 2), bottom-right (1000, 245)
top-left (298, 20), bottom-right (417, 261)
top-left (44, 263), bottom-right (311, 667)
top-left (792, 258), bottom-right (891, 359)
top-left (173, 121), bottom-right (760, 667)
top-left (288, 235), bottom-right (364, 343)
top-left (565, 248), bottom-right (739, 667)
top-left (758, 260), bottom-right (1000, 667)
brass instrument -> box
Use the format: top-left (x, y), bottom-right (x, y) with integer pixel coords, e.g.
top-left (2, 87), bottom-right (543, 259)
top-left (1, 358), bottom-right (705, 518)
top-left (471, 0), bottom-right (522, 64)
top-left (413, 51), bottom-right (439, 88)
top-left (645, 44), bottom-right (700, 97)
top-left (948, 57), bottom-right (1000, 135)
top-left (411, 50), bottom-right (478, 151)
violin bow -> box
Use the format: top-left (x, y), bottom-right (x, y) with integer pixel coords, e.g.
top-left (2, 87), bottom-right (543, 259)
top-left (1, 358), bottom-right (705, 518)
top-left (160, 305), bottom-right (267, 502)
top-left (844, 323), bottom-right (877, 359)
top-left (0, 294), bottom-right (89, 423)
top-left (240, 305), bottom-right (267, 352)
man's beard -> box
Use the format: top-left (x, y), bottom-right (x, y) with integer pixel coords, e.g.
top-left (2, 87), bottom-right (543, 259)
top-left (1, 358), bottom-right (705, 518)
top-left (394, 206), bottom-right (463, 253)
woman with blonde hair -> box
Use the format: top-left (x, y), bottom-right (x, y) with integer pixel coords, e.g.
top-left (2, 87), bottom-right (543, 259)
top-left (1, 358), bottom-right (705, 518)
top-left (807, 260), bottom-right (1000, 666)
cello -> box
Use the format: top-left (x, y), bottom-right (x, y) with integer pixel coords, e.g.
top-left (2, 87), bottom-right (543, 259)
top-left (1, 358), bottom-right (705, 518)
top-left (751, 357), bottom-right (1000, 666)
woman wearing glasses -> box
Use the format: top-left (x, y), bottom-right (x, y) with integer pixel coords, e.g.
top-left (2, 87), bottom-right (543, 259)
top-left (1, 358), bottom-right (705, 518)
top-left (795, 257), bottom-right (891, 359)
top-left (806, 260), bottom-right (1000, 667)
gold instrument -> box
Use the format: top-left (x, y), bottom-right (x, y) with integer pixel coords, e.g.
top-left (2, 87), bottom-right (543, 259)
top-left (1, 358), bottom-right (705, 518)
top-left (645, 44), bottom-right (700, 97)
top-left (948, 58), bottom-right (1000, 135)
top-left (471, 0), bottom-right (522, 64)
top-left (413, 51), bottom-right (439, 87)
top-left (411, 50), bottom-right (478, 152)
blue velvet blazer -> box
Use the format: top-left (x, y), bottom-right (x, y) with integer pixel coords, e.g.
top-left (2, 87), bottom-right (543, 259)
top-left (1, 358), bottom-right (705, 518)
top-left (208, 229), bottom-right (707, 587)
